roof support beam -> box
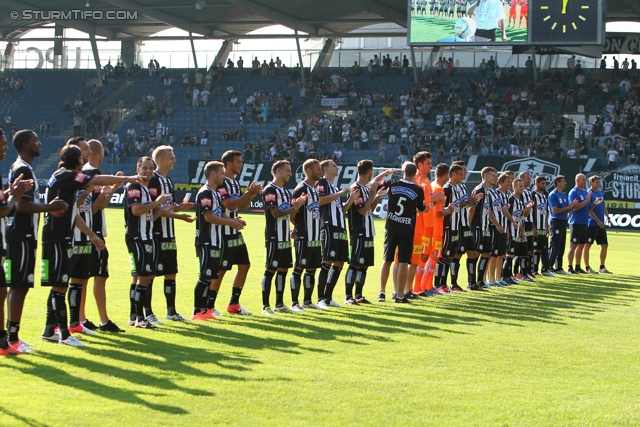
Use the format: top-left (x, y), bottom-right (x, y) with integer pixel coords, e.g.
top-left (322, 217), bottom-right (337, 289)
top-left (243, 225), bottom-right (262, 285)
top-left (360, 0), bottom-right (408, 27)
top-left (224, 0), bottom-right (318, 34)
top-left (101, 0), bottom-right (213, 36)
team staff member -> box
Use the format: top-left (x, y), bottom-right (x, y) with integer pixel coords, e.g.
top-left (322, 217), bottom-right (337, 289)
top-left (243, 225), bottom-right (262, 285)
top-left (290, 159), bottom-right (323, 312)
top-left (584, 175), bottom-right (611, 274)
top-left (379, 162), bottom-right (426, 304)
top-left (81, 139), bottom-right (126, 332)
top-left (212, 150), bottom-right (262, 316)
top-left (192, 161), bottom-right (246, 320)
top-left (145, 146), bottom-right (194, 324)
top-left (0, 128), bottom-right (33, 355)
top-left (125, 157), bottom-right (173, 329)
top-left (315, 160), bottom-right (357, 305)
top-left (345, 161), bottom-right (392, 304)
top-left (567, 173), bottom-right (593, 274)
top-left (547, 175), bottom-right (577, 274)
top-left (261, 160), bottom-right (307, 316)
top-left (41, 145), bottom-right (140, 347)
top-left (467, 0), bottom-right (508, 42)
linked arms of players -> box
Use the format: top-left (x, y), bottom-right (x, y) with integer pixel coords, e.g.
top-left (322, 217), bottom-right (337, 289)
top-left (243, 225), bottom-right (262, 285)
top-left (0, 174), bottom-right (34, 218)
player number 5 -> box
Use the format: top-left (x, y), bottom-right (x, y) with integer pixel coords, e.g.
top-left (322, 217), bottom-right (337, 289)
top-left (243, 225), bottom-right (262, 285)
top-left (394, 196), bottom-right (406, 216)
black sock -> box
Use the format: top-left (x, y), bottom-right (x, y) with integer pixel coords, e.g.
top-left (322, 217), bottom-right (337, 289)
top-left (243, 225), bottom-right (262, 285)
top-left (513, 256), bottom-right (520, 274)
top-left (533, 253), bottom-right (540, 273)
top-left (477, 257), bottom-right (488, 284)
top-left (230, 286), bottom-right (243, 305)
top-left (194, 280), bottom-right (209, 314)
top-left (7, 321), bottom-right (19, 344)
top-left (440, 259), bottom-right (451, 288)
top-left (354, 268), bottom-right (367, 299)
top-left (324, 266), bottom-right (341, 303)
top-left (275, 271), bottom-right (287, 307)
top-left (0, 330), bottom-right (7, 350)
top-left (164, 279), bottom-right (177, 316)
top-left (576, 264), bottom-right (581, 271)
top-left (129, 283), bottom-right (136, 319)
top-left (68, 283), bottom-right (83, 327)
top-left (52, 291), bottom-right (70, 340)
top-left (600, 264), bottom-right (605, 269)
top-left (44, 290), bottom-right (57, 337)
top-left (542, 249), bottom-right (550, 271)
top-left (261, 270), bottom-right (275, 308)
top-left (135, 285), bottom-right (148, 322)
top-left (503, 257), bottom-right (513, 278)
top-left (467, 258), bottom-right (477, 285)
top-left (344, 266), bottom-right (357, 299)
top-left (290, 269), bottom-right (302, 305)
top-left (317, 263), bottom-right (331, 301)
top-left (144, 279), bottom-right (154, 317)
top-left (450, 258), bottom-right (460, 286)
top-left (206, 288), bottom-right (218, 309)
top-left (520, 257), bottom-right (528, 276)
top-left (302, 271), bottom-right (316, 305)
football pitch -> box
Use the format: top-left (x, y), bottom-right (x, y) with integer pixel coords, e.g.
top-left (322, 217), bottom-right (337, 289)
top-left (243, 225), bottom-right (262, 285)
top-left (2, 209), bottom-right (640, 426)
top-left (410, 15), bottom-right (528, 43)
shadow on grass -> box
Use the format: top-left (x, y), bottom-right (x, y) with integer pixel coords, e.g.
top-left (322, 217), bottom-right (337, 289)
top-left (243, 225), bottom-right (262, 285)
top-left (0, 407), bottom-right (49, 427)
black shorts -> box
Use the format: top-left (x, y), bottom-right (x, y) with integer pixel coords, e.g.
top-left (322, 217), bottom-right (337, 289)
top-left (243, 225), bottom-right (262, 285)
top-left (69, 243), bottom-right (93, 279)
top-left (491, 229), bottom-right (508, 257)
top-left (524, 223), bottom-right (534, 251)
top-left (197, 245), bottom-right (220, 281)
top-left (442, 228), bottom-right (460, 258)
top-left (90, 246), bottom-right (109, 278)
top-left (350, 236), bottom-right (375, 267)
top-left (41, 242), bottom-right (71, 287)
top-left (294, 239), bottom-right (323, 269)
top-left (458, 226), bottom-right (475, 253)
top-left (4, 240), bottom-right (37, 288)
top-left (265, 241), bottom-right (293, 270)
top-left (383, 230), bottom-right (413, 263)
top-left (507, 239), bottom-right (528, 257)
top-left (533, 230), bottom-right (549, 251)
top-left (474, 228), bottom-right (492, 254)
top-left (587, 226), bottom-right (608, 245)
top-left (219, 234), bottom-right (250, 270)
top-left (321, 227), bottom-right (349, 262)
top-left (154, 238), bottom-right (178, 276)
top-left (127, 239), bottom-right (155, 277)
top-left (570, 224), bottom-right (589, 245)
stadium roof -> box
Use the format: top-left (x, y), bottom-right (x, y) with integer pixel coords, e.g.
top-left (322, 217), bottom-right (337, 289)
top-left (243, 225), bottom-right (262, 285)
top-left (0, 0), bottom-right (638, 42)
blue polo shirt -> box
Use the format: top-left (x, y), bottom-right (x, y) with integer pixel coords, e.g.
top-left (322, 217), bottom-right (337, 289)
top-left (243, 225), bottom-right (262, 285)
top-left (548, 189), bottom-right (569, 221)
top-left (588, 189), bottom-right (605, 227)
top-left (568, 187), bottom-right (590, 225)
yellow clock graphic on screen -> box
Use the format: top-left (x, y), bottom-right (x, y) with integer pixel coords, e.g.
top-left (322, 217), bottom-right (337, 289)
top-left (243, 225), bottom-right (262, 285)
top-left (532, 0), bottom-right (599, 43)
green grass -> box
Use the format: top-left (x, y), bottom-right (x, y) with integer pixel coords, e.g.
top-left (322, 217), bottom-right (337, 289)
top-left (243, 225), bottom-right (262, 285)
top-left (410, 12), bottom-right (528, 43)
top-left (3, 209), bottom-right (640, 426)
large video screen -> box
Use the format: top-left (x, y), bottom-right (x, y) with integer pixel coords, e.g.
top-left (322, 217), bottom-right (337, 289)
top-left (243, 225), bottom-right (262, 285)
top-left (408, 0), bottom-right (605, 46)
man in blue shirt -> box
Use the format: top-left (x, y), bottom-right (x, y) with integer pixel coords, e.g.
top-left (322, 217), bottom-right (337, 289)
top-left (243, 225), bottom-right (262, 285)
top-left (548, 175), bottom-right (578, 274)
top-left (584, 175), bottom-right (611, 274)
top-left (567, 173), bottom-right (593, 274)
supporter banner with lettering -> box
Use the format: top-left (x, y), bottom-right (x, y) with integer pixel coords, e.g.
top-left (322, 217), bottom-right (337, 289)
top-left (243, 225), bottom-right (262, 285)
top-left (320, 97), bottom-right (347, 108)
top-left (603, 34), bottom-right (640, 55)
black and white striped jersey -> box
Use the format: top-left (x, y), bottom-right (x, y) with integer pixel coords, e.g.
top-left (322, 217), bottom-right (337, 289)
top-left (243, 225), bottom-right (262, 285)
top-left (496, 189), bottom-right (510, 230)
top-left (507, 193), bottom-right (525, 237)
top-left (292, 181), bottom-right (320, 241)
top-left (217, 177), bottom-right (242, 237)
top-left (348, 181), bottom-right (375, 239)
top-left (148, 171), bottom-right (175, 240)
top-left (488, 188), bottom-right (504, 230)
top-left (262, 182), bottom-right (292, 242)
top-left (82, 165), bottom-right (107, 238)
top-left (443, 181), bottom-right (461, 231)
top-left (73, 187), bottom-right (93, 244)
top-left (195, 184), bottom-right (223, 247)
top-left (124, 183), bottom-right (154, 241)
top-left (532, 190), bottom-right (549, 230)
top-left (455, 183), bottom-right (470, 228)
top-left (5, 158), bottom-right (39, 243)
top-left (471, 183), bottom-right (492, 230)
top-left (522, 189), bottom-right (534, 223)
top-left (316, 178), bottom-right (346, 231)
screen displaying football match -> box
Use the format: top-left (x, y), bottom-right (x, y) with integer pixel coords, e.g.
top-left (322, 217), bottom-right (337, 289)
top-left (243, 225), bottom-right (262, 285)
top-left (408, 0), bottom-right (530, 45)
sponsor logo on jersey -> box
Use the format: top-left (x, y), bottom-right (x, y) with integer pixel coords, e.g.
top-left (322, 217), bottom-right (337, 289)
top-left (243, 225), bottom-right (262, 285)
top-left (219, 187), bottom-right (228, 196)
top-left (200, 197), bottom-right (212, 207)
top-left (149, 187), bottom-right (158, 197)
top-left (74, 173), bottom-right (88, 183)
top-left (264, 193), bottom-right (276, 203)
top-left (279, 202), bottom-right (291, 210)
top-left (128, 189), bottom-right (141, 198)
